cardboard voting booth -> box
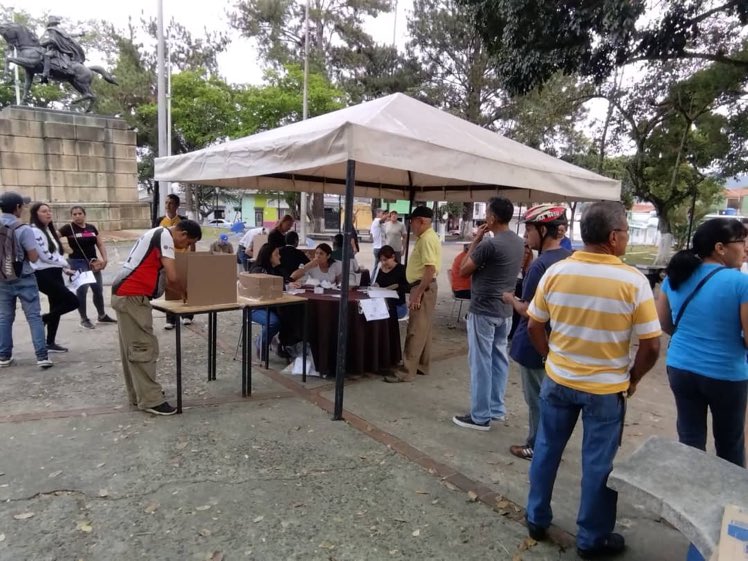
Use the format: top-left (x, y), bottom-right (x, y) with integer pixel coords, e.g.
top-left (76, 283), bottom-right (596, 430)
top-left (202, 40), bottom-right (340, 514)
top-left (166, 252), bottom-right (237, 306)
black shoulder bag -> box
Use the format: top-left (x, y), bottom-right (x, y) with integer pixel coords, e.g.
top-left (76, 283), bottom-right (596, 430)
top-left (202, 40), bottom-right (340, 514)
top-left (671, 266), bottom-right (726, 335)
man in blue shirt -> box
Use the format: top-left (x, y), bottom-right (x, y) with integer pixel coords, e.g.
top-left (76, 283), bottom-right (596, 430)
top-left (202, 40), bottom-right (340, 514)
top-left (0, 192), bottom-right (52, 369)
top-left (503, 204), bottom-right (571, 460)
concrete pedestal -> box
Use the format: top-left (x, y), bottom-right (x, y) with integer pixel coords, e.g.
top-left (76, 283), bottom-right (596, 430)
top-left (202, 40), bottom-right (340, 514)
top-left (0, 106), bottom-right (150, 230)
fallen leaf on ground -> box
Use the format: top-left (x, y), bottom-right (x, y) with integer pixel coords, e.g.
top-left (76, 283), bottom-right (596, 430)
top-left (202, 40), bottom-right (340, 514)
top-left (196, 505), bottom-right (212, 511)
top-left (319, 541), bottom-right (335, 549)
top-left (76, 521), bottom-right (93, 533)
top-left (412, 529), bottom-right (421, 537)
top-left (95, 463), bottom-right (105, 468)
top-left (415, 490), bottom-right (429, 495)
top-left (13, 512), bottom-right (34, 520)
top-left (144, 501), bottom-right (159, 514)
top-left (467, 491), bottom-right (479, 502)
top-left (198, 528), bottom-right (211, 537)
top-left (253, 515), bottom-right (264, 523)
top-left (518, 537), bottom-right (537, 551)
top-left (496, 499), bottom-right (510, 510)
top-left (98, 489), bottom-right (109, 497)
top-left (48, 470), bottom-right (62, 479)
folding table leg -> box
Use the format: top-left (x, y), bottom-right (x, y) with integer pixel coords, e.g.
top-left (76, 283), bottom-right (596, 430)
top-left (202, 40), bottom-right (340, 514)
top-left (241, 307), bottom-right (249, 396)
top-left (211, 313), bottom-right (218, 380)
top-left (264, 305), bottom-right (270, 370)
top-left (176, 318), bottom-right (183, 414)
top-left (207, 312), bottom-right (215, 381)
top-left (302, 301), bottom-right (308, 383)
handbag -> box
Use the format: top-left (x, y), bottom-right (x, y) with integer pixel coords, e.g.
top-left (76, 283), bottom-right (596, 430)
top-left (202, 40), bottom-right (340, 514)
top-left (671, 266), bottom-right (726, 335)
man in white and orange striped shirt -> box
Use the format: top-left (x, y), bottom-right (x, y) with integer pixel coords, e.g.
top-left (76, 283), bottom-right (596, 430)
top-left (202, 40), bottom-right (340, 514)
top-left (524, 201), bottom-right (661, 559)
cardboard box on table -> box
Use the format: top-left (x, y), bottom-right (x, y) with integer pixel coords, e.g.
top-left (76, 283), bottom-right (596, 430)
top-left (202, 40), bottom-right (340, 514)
top-left (238, 272), bottom-right (283, 301)
top-left (165, 252), bottom-right (237, 306)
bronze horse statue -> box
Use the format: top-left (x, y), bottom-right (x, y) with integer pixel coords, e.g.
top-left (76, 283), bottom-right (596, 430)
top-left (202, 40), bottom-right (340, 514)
top-left (0, 22), bottom-right (117, 112)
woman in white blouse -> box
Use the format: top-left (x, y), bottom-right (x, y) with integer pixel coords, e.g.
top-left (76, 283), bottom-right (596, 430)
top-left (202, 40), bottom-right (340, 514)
top-left (290, 243), bottom-right (342, 284)
top-left (29, 203), bottom-right (79, 353)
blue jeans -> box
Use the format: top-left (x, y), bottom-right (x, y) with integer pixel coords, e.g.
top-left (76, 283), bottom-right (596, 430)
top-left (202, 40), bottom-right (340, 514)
top-left (251, 308), bottom-right (280, 359)
top-left (395, 303), bottom-right (408, 319)
top-left (0, 275), bottom-right (48, 360)
top-left (467, 312), bottom-right (511, 423)
top-left (519, 365), bottom-right (545, 448)
top-left (527, 377), bottom-right (624, 550)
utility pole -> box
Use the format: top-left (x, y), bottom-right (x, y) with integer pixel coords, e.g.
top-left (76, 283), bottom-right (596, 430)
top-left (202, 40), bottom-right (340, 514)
top-left (299, 0), bottom-right (311, 243)
top-left (9, 8), bottom-right (20, 105)
top-left (156, 0), bottom-right (169, 216)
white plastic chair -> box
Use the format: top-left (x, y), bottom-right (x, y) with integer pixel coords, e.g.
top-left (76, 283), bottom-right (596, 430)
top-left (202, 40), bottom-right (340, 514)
top-left (448, 269), bottom-right (470, 329)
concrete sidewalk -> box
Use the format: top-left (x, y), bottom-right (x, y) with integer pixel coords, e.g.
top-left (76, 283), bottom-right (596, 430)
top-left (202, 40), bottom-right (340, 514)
top-left (0, 237), bottom-right (692, 560)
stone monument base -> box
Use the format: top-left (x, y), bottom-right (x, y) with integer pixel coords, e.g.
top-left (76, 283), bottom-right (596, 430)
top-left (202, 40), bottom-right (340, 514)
top-left (0, 106), bottom-right (150, 230)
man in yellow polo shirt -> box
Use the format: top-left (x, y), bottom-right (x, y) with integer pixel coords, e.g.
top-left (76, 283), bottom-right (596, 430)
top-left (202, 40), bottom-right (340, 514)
top-left (153, 193), bottom-right (195, 329)
top-left (385, 206), bottom-right (441, 383)
top-left (524, 201), bottom-right (661, 559)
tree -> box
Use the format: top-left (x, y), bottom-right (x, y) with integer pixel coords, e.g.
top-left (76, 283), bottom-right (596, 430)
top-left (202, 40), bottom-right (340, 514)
top-left (462, 0), bottom-right (748, 95)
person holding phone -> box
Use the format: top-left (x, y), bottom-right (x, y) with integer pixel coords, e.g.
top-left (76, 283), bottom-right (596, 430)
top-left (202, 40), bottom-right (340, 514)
top-left (58, 206), bottom-right (116, 329)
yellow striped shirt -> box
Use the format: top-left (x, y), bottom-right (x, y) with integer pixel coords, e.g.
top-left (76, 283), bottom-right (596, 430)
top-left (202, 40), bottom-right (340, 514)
top-left (527, 251), bottom-right (661, 394)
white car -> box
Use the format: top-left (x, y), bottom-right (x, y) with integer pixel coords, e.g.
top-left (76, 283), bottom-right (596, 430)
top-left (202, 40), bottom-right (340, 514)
top-left (207, 219), bottom-right (232, 228)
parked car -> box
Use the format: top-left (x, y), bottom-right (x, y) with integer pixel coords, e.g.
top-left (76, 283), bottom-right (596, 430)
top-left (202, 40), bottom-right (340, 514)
top-left (207, 219), bottom-right (232, 228)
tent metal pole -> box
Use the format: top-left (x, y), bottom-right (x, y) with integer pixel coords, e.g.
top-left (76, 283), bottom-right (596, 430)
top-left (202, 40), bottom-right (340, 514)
top-left (516, 203), bottom-right (522, 233)
top-left (152, 181), bottom-right (160, 226)
top-left (404, 173), bottom-right (415, 265)
top-left (333, 160), bottom-right (356, 420)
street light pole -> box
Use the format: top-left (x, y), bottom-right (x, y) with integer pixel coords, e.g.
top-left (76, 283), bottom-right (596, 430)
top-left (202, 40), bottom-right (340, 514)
top-left (156, 0), bottom-right (169, 216)
top-left (299, 0), bottom-right (310, 243)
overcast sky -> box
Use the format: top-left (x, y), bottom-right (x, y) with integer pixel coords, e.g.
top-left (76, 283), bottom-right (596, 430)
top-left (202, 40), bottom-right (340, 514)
top-left (11, 0), bottom-right (414, 84)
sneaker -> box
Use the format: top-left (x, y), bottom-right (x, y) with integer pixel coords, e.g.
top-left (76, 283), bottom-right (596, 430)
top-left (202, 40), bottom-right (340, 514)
top-left (526, 519), bottom-right (547, 541)
top-left (164, 322), bottom-right (175, 330)
top-left (182, 317), bottom-right (193, 326)
top-left (452, 414), bottom-right (490, 431)
top-left (144, 402), bottom-right (177, 416)
top-left (492, 414), bottom-right (507, 422)
top-left (47, 343), bottom-right (68, 353)
top-left (97, 315), bottom-right (117, 324)
top-left (80, 319), bottom-right (95, 329)
top-left (37, 358), bottom-right (54, 369)
top-left (0, 357), bottom-right (14, 367)
top-left (577, 533), bottom-right (626, 559)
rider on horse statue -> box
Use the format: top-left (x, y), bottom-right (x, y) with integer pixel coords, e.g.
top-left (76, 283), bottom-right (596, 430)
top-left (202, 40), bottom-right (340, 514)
top-left (40, 16), bottom-right (85, 84)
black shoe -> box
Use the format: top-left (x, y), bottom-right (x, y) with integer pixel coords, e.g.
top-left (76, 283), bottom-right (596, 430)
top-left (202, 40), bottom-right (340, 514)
top-left (526, 519), bottom-right (547, 541)
top-left (81, 319), bottom-right (95, 329)
top-left (47, 343), bottom-right (68, 353)
top-left (452, 414), bottom-right (490, 431)
top-left (144, 402), bottom-right (177, 416)
top-left (97, 315), bottom-right (117, 324)
top-left (577, 533), bottom-right (626, 559)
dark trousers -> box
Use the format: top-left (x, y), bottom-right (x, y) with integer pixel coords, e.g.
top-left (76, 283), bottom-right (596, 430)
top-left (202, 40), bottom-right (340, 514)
top-left (508, 277), bottom-right (523, 339)
top-left (68, 258), bottom-right (105, 320)
top-left (35, 267), bottom-right (79, 345)
top-left (667, 366), bottom-right (748, 467)
top-left (453, 289), bottom-right (471, 299)
top-left (166, 311), bottom-right (193, 324)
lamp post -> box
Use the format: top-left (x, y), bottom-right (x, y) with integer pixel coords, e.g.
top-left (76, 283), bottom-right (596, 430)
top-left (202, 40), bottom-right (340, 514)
top-left (299, 0), bottom-right (311, 243)
top-left (156, 0), bottom-right (168, 216)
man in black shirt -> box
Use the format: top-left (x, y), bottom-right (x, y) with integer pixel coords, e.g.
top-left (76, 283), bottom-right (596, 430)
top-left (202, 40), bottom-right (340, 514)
top-left (278, 231), bottom-right (309, 282)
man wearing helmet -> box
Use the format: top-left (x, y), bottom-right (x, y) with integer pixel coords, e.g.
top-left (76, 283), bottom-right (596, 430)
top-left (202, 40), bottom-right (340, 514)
top-left (451, 196), bottom-right (525, 430)
top-left (502, 204), bottom-right (571, 460)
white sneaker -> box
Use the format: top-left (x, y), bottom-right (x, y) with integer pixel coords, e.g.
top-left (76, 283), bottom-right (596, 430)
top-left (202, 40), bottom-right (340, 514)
top-left (164, 322), bottom-right (175, 330)
top-left (0, 357), bottom-right (14, 367)
top-left (182, 318), bottom-right (193, 326)
top-left (37, 358), bottom-right (54, 369)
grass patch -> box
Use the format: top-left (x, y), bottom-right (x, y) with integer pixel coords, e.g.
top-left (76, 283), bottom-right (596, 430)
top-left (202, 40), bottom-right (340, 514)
top-left (622, 245), bottom-right (658, 266)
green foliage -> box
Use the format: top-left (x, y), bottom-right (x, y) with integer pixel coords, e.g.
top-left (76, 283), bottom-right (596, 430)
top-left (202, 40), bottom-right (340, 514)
top-left (462, 0), bottom-right (748, 95)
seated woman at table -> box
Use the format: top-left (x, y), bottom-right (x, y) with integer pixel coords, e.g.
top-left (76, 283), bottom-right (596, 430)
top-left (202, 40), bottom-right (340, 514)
top-left (248, 243), bottom-right (284, 360)
top-left (290, 243), bottom-right (342, 284)
top-left (371, 245), bottom-right (409, 319)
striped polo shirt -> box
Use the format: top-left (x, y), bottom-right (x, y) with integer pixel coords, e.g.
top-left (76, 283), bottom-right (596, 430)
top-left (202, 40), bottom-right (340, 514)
top-left (527, 251), bottom-right (661, 395)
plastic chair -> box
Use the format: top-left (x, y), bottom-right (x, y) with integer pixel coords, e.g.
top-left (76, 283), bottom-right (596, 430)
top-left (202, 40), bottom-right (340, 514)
top-left (448, 270), bottom-right (470, 328)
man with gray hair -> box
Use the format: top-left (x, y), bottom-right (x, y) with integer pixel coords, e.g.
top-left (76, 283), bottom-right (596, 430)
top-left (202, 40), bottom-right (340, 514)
top-left (524, 201), bottom-right (661, 558)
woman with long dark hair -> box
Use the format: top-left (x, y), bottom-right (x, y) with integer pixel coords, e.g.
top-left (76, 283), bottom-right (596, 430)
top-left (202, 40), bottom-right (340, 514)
top-left (656, 218), bottom-right (748, 468)
top-left (249, 243), bottom-right (283, 361)
top-left (58, 206), bottom-right (116, 329)
top-left (29, 202), bottom-right (79, 353)
top-left (290, 243), bottom-right (342, 284)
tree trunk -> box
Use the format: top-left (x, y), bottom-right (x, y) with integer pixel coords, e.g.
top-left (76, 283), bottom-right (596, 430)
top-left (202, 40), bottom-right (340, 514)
top-left (311, 192), bottom-right (324, 232)
top-left (653, 209), bottom-right (673, 267)
top-left (461, 202), bottom-right (473, 239)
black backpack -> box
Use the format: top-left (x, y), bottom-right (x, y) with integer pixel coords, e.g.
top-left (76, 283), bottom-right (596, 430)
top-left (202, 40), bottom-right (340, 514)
top-left (0, 222), bottom-right (23, 281)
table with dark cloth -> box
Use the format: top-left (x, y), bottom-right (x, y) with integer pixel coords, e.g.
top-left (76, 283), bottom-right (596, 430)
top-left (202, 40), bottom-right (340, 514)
top-left (288, 288), bottom-right (401, 377)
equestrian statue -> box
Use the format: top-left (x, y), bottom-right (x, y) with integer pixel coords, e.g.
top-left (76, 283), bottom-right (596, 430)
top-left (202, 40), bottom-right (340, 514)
top-left (0, 17), bottom-right (117, 112)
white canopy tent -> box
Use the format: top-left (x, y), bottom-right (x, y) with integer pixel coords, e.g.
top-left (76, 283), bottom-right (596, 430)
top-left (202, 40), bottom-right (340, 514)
top-left (154, 93), bottom-right (621, 420)
top-left (154, 92), bottom-right (620, 204)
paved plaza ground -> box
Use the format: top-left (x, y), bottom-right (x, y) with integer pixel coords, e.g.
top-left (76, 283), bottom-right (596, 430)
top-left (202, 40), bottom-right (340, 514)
top-left (0, 233), bottom-right (719, 560)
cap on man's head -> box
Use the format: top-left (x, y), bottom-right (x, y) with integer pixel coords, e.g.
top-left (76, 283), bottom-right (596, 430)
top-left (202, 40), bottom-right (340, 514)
top-left (0, 191), bottom-right (31, 213)
top-left (219, 233), bottom-right (229, 242)
top-left (410, 206), bottom-right (433, 220)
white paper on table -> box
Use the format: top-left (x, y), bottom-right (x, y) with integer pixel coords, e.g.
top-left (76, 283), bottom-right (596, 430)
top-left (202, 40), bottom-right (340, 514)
top-left (366, 288), bottom-right (399, 299)
top-left (359, 297), bottom-right (390, 321)
top-left (67, 270), bottom-right (96, 292)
